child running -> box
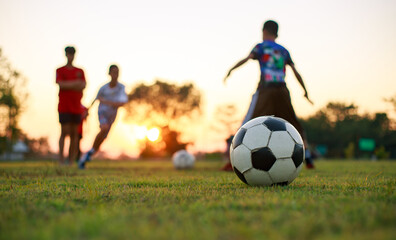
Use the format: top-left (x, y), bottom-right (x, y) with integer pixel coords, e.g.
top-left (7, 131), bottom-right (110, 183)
top-left (78, 64), bottom-right (128, 169)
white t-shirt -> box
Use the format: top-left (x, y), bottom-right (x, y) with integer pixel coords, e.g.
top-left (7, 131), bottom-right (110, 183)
top-left (96, 82), bottom-right (128, 115)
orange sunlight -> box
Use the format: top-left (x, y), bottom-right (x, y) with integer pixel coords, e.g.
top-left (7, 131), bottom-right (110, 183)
top-left (134, 126), bottom-right (148, 140)
top-left (147, 128), bottom-right (160, 142)
top-left (131, 124), bottom-right (160, 142)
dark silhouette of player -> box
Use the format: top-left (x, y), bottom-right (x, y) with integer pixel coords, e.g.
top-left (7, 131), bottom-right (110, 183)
top-left (224, 20), bottom-right (314, 170)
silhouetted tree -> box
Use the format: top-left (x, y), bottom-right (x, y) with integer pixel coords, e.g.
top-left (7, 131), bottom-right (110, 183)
top-left (301, 101), bottom-right (396, 159)
top-left (0, 48), bottom-right (28, 153)
top-left (211, 104), bottom-right (240, 138)
top-left (125, 80), bottom-right (202, 157)
top-left (25, 136), bottom-right (52, 158)
top-left (160, 126), bottom-right (187, 155)
top-left (325, 102), bottom-right (358, 122)
top-left (384, 94), bottom-right (396, 113)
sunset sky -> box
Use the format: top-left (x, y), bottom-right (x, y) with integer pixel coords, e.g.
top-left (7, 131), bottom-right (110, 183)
top-left (1, 0), bottom-right (395, 157)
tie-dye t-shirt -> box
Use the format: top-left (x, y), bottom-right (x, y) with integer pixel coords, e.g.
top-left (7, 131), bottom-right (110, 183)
top-left (250, 40), bottom-right (293, 86)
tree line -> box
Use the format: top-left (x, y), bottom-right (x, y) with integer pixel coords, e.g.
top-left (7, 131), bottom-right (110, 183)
top-left (300, 102), bottom-right (396, 159)
top-left (1, 46), bottom-right (396, 159)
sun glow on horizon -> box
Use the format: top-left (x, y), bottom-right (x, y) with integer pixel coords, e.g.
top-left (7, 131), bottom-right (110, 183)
top-left (147, 128), bottom-right (160, 142)
top-left (132, 125), bottom-right (160, 142)
top-left (134, 126), bottom-right (148, 140)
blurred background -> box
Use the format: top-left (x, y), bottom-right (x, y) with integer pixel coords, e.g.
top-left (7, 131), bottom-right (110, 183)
top-left (0, 0), bottom-right (395, 160)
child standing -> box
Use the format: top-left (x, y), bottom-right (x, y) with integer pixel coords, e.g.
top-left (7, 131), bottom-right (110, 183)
top-left (224, 20), bottom-right (315, 169)
top-left (56, 46), bottom-right (86, 165)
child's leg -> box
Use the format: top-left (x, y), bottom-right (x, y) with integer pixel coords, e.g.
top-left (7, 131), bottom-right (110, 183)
top-left (93, 124), bottom-right (111, 152)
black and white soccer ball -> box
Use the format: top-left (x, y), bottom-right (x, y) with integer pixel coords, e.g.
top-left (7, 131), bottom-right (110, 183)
top-left (230, 116), bottom-right (304, 186)
top-left (172, 150), bottom-right (195, 169)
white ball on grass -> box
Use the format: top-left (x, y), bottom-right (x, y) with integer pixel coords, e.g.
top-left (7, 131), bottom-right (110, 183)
top-left (172, 150), bottom-right (195, 169)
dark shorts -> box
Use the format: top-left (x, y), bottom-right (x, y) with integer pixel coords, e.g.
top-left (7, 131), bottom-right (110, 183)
top-left (252, 84), bottom-right (306, 140)
top-left (98, 109), bottom-right (116, 126)
top-left (59, 113), bottom-right (81, 124)
top-left (97, 110), bottom-right (116, 138)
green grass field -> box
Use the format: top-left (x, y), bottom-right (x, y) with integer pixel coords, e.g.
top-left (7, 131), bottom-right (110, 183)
top-left (0, 159), bottom-right (395, 240)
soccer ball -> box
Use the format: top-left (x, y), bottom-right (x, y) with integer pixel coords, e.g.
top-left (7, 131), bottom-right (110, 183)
top-left (230, 116), bottom-right (304, 186)
top-left (172, 150), bottom-right (195, 169)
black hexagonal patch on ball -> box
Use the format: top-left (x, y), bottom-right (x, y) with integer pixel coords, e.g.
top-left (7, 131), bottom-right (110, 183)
top-left (251, 147), bottom-right (277, 171)
top-left (232, 128), bottom-right (247, 149)
top-left (233, 167), bottom-right (248, 184)
top-left (263, 117), bottom-right (286, 132)
top-left (292, 144), bottom-right (304, 168)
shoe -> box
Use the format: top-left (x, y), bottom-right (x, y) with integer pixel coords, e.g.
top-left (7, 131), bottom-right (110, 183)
top-left (78, 151), bottom-right (92, 169)
top-left (221, 162), bottom-right (233, 171)
top-left (306, 163), bottom-right (315, 169)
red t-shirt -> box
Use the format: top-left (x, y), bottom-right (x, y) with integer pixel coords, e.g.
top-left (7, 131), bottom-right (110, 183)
top-left (56, 66), bottom-right (86, 114)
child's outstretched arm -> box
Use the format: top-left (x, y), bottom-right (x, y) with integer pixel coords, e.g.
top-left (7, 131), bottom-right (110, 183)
top-left (289, 63), bottom-right (313, 105)
top-left (87, 98), bottom-right (97, 110)
top-left (223, 53), bottom-right (254, 84)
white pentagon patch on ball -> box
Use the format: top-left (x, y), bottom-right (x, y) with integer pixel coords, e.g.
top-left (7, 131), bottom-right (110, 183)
top-left (243, 168), bottom-right (273, 186)
top-left (268, 131), bottom-right (295, 159)
top-left (172, 150), bottom-right (195, 169)
top-left (230, 116), bottom-right (305, 186)
top-left (230, 144), bottom-right (252, 173)
top-left (243, 124), bottom-right (271, 150)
